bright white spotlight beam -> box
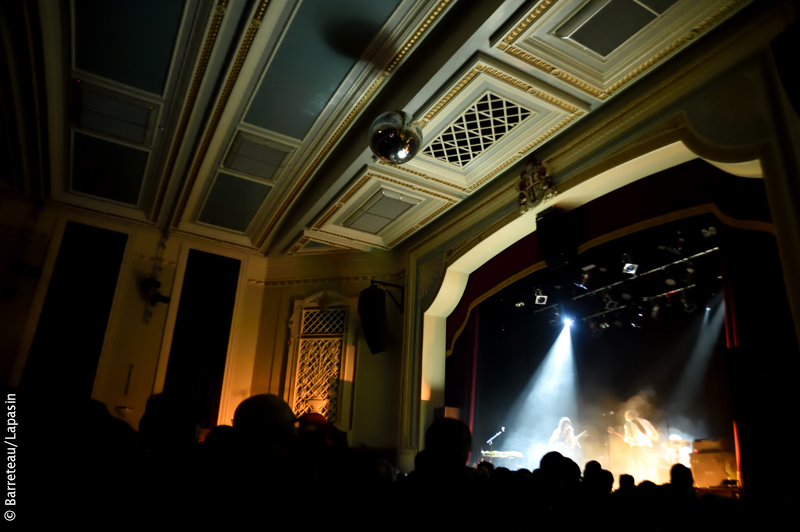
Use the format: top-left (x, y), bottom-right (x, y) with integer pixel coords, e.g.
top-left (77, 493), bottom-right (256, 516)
top-left (563, 318), bottom-right (573, 326)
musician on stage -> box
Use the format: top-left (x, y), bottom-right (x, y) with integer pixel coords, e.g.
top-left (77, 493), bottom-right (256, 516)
top-left (549, 417), bottom-right (581, 460)
top-left (623, 410), bottom-right (659, 481)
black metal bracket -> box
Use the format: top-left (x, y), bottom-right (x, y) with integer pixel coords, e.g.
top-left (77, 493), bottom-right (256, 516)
top-left (371, 279), bottom-right (404, 313)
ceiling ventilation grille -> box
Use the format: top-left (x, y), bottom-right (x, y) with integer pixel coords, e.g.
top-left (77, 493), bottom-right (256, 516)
top-left (71, 80), bottom-right (158, 146)
top-left (223, 132), bottom-right (293, 181)
top-left (342, 188), bottom-right (422, 234)
top-left (422, 92), bottom-right (532, 168)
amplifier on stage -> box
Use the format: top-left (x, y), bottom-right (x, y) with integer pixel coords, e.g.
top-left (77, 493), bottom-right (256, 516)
top-left (692, 439), bottom-right (727, 452)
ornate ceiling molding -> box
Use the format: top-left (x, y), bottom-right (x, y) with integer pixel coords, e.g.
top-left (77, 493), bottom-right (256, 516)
top-left (497, 0), bottom-right (750, 101)
top-left (172, 0), bottom-right (271, 230)
top-left (377, 161), bottom-right (468, 192)
top-left (411, 56), bottom-right (586, 194)
top-left (497, 0), bottom-right (559, 49)
top-left (152, 0), bottom-right (230, 222)
top-left (387, 0), bottom-right (454, 72)
top-left (246, 270), bottom-right (405, 287)
top-left (255, 0), bottom-right (455, 250)
top-left (310, 167), bottom-right (459, 251)
top-left (501, 45), bottom-right (606, 99)
top-left (286, 235), bottom-right (357, 256)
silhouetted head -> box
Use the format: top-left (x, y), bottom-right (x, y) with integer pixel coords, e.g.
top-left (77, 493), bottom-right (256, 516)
top-left (670, 463), bottom-right (694, 489)
top-left (540, 451), bottom-right (564, 474)
top-left (619, 473), bottom-right (635, 490)
top-left (233, 394), bottom-right (298, 457)
top-left (584, 460), bottom-right (602, 478)
top-left (424, 417), bottom-right (472, 466)
top-left (138, 393), bottom-right (200, 452)
top-left (558, 417), bottom-right (572, 432)
top-left (600, 469), bottom-right (614, 493)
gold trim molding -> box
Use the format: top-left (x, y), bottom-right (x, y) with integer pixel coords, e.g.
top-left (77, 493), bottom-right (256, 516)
top-left (247, 270), bottom-right (405, 287)
top-left (172, 0), bottom-right (270, 228)
top-left (467, 112), bottom-right (582, 192)
top-left (153, 0), bottom-right (229, 222)
top-left (503, 46), bottom-right (606, 99)
top-left (257, 1), bottom-right (453, 248)
top-left (497, 0), bottom-right (558, 50)
top-left (420, 65), bottom-right (485, 126)
top-left (287, 235), bottom-right (357, 256)
top-left (314, 171), bottom-right (458, 230)
top-left (387, 0), bottom-right (453, 72)
top-left (420, 61), bottom-right (581, 129)
top-left (377, 161), bottom-right (468, 192)
top-left (604, 0), bottom-right (748, 97)
top-left (499, 0), bottom-right (747, 101)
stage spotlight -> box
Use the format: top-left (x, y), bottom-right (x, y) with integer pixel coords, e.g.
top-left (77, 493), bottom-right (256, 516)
top-left (631, 320), bottom-right (642, 329)
top-left (702, 226), bottom-right (717, 238)
top-left (515, 301), bottom-right (525, 308)
top-left (564, 318), bottom-right (573, 326)
top-left (534, 288), bottom-right (548, 305)
top-left (622, 253), bottom-right (638, 274)
top-left (574, 272), bottom-right (590, 290)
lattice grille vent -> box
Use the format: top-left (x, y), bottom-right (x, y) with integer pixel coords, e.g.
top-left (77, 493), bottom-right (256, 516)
top-left (422, 93), bottom-right (532, 168)
top-left (293, 308), bottom-right (347, 422)
top-left (301, 309), bottom-right (346, 335)
top-left (294, 338), bottom-right (342, 422)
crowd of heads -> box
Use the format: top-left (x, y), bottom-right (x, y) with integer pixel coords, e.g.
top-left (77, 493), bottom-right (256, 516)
top-left (22, 392), bottom-right (744, 527)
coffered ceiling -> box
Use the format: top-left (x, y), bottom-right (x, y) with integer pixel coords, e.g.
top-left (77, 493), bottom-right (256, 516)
top-left (2, 0), bottom-right (755, 256)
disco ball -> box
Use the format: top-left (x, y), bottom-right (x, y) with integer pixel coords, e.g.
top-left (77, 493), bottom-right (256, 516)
top-left (369, 111), bottom-right (422, 165)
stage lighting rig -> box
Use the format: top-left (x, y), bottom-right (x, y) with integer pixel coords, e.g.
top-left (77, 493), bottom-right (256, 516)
top-left (702, 226), bottom-right (717, 238)
top-left (515, 301), bottom-right (525, 308)
top-left (535, 288), bottom-right (548, 305)
top-left (603, 292), bottom-right (619, 310)
top-left (622, 253), bottom-right (638, 274)
top-left (574, 272), bottom-right (590, 290)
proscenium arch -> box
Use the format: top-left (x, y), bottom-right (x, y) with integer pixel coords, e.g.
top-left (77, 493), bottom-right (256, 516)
top-left (418, 141), bottom-right (765, 452)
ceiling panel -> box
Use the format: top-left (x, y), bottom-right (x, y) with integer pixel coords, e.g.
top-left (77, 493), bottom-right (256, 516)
top-left (243, 0), bottom-right (402, 139)
top-left (567, 0), bottom-right (657, 57)
top-left (73, 0), bottom-right (185, 95)
top-left (198, 172), bottom-right (272, 232)
top-left (72, 80), bottom-right (158, 145)
top-left (223, 131), bottom-right (293, 181)
top-left (71, 132), bottom-right (148, 205)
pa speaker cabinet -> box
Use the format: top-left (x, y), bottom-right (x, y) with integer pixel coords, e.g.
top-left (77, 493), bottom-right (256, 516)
top-left (535, 207), bottom-right (577, 270)
top-left (690, 451), bottom-right (737, 487)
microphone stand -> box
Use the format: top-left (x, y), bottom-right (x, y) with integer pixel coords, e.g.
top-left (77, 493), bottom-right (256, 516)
top-left (601, 411), bottom-right (614, 471)
top-left (486, 427), bottom-right (505, 463)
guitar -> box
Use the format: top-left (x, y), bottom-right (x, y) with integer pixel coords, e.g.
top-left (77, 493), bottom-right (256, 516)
top-left (554, 430), bottom-right (588, 450)
top-left (608, 426), bottom-right (655, 447)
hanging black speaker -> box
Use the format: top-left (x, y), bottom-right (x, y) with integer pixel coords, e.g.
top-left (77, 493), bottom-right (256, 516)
top-left (535, 206), bottom-right (577, 270)
top-left (358, 285), bottom-right (394, 354)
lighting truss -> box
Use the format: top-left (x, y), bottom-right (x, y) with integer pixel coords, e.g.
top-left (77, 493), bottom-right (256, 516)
top-left (573, 247), bottom-right (719, 301)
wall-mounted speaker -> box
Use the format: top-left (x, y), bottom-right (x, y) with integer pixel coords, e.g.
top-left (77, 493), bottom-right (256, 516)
top-left (358, 285), bottom-right (393, 354)
top-left (535, 207), bottom-right (577, 270)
